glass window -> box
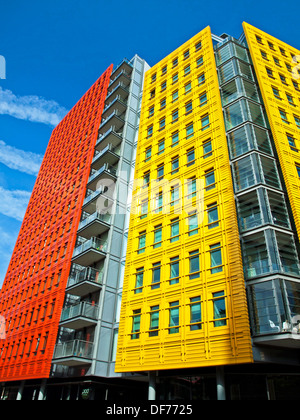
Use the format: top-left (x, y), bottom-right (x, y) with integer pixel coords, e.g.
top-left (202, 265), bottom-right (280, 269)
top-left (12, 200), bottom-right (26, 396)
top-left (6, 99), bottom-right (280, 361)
top-left (169, 301), bottom-right (180, 334)
top-left (131, 309), bottom-right (141, 339)
top-left (260, 156), bottom-right (281, 189)
top-left (196, 56), bottom-right (204, 67)
top-left (153, 225), bottom-right (162, 249)
top-left (237, 190), bottom-right (262, 232)
top-left (160, 98), bottom-right (166, 109)
top-left (213, 291), bottom-right (227, 326)
top-left (279, 109), bottom-right (289, 123)
top-left (155, 192), bottom-right (163, 213)
top-left (147, 125), bottom-right (153, 138)
top-left (187, 148), bottom-right (195, 166)
top-left (171, 156), bottom-right (179, 174)
top-left (203, 140), bottom-right (212, 158)
top-left (170, 256), bottom-right (179, 285)
top-left (201, 114), bottom-right (210, 130)
top-left (141, 200), bottom-right (148, 219)
top-left (172, 131), bottom-right (179, 147)
top-left (145, 147), bottom-right (152, 162)
top-left (138, 231), bottom-right (146, 254)
top-left (159, 117), bottom-right (166, 130)
top-left (210, 243), bottom-right (222, 273)
top-left (172, 90), bottom-right (178, 102)
top-left (186, 123), bottom-right (194, 139)
top-left (205, 169), bottom-right (215, 190)
top-left (185, 82), bottom-right (192, 94)
top-left (158, 139), bottom-right (165, 155)
top-left (200, 92), bottom-right (207, 107)
top-left (242, 231), bottom-right (270, 278)
top-left (172, 108), bottom-right (179, 122)
top-left (187, 178), bottom-right (197, 199)
top-left (198, 73), bottom-right (205, 85)
top-left (184, 65), bottom-right (191, 75)
top-left (135, 268), bottom-right (144, 294)
top-left (185, 100), bottom-right (193, 114)
top-left (267, 190), bottom-right (290, 229)
top-left (170, 218), bottom-right (180, 243)
top-left (233, 155), bottom-right (255, 191)
top-left (152, 262), bottom-right (161, 289)
top-left (207, 203), bottom-right (219, 229)
top-left (190, 296), bottom-right (202, 330)
top-left (296, 165), bottom-right (300, 177)
top-left (161, 81), bottom-right (167, 91)
top-left (188, 212), bottom-right (198, 236)
top-left (149, 305), bottom-right (159, 337)
top-left (189, 250), bottom-right (200, 279)
top-left (172, 73), bottom-right (178, 83)
top-left (276, 232), bottom-right (300, 275)
top-left (170, 185), bottom-right (180, 206)
top-left (157, 164), bottom-right (164, 179)
top-left (224, 101), bottom-right (244, 130)
top-left (149, 106), bottom-right (154, 117)
top-left (294, 115), bottom-right (300, 129)
top-left (287, 134), bottom-right (298, 151)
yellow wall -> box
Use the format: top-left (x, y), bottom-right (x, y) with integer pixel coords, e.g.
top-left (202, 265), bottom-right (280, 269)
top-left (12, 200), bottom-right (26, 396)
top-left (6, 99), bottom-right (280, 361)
top-left (243, 22), bottom-right (300, 242)
top-left (115, 26), bottom-right (253, 372)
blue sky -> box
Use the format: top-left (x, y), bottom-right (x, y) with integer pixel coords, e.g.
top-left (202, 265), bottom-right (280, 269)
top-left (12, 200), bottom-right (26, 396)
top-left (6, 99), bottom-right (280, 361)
top-left (0, 0), bottom-right (299, 287)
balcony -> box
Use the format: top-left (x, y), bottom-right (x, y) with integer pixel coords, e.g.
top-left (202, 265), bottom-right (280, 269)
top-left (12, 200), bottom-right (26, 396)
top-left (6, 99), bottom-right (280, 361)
top-left (102, 96), bottom-right (127, 120)
top-left (105, 83), bottom-right (129, 106)
top-left (99, 110), bottom-right (125, 135)
top-left (92, 144), bottom-right (120, 170)
top-left (110, 58), bottom-right (133, 81)
top-left (66, 266), bottom-right (104, 296)
top-left (77, 212), bottom-right (111, 239)
top-left (72, 237), bottom-right (108, 266)
top-left (87, 164), bottom-right (117, 191)
top-left (82, 188), bottom-right (114, 214)
top-left (59, 301), bottom-right (100, 329)
top-left (108, 70), bottom-right (131, 92)
top-left (96, 127), bottom-right (123, 151)
top-left (53, 340), bottom-right (94, 366)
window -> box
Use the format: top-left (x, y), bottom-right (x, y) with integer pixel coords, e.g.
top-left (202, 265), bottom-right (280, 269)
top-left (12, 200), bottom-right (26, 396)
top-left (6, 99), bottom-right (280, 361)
top-left (147, 125), bottom-right (153, 138)
top-left (159, 117), bottom-right (166, 130)
top-left (195, 41), bottom-right (202, 51)
top-left (171, 156), bottom-right (179, 174)
top-left (296, 165), bottom-right (300, 178)
top-left (198, 73), bottom-right (205, 85)
top-left (153, 225), bottom-right (162, 248)
top-left (200, 92), bottom-right (207, 107)
top-left (207, 203), bottom-right (219, 229)
top-left (201, 114), bottom-right (210, 130)
top-left (162, 65), bottom-right (167, 75)
top-left (205, 169), bottom-right (215, 190)
top-left (292, 80), bottom-right (300, 91)
top-left (187, 148), bottom-right (195, 166)
top-left (172, 108), bottom-right (179, 123)
top-left (171, 131), bottom-right (179, 147)
top-left (294, 115), bottom-right (300, 129)
top-left (260, 50), bottom-right (268, 60)
top-left (184, 65), bottom-right (191, 76)
top-left (189, 250), bottom-right (200, 279)
top-left (187, 178), bottom-right (197, 199)
top-left (150, 89), bottom-right (155, 99)
top-left (161, 81), bottom-right (167, 91)
top-left (169, 256), bottom-right (179, 285)
top-left (149, 305), bottom-right (159, 337)
top-left (138, 231), bottom-right (146, 254)
top-left (149, 106), bottom-right (154, 118)
top-left (213, 291), bottom-right (227, 326)
top-left (172, 90), bottom-right (179, 102)
top-left (145, 147), bottom-right (152, 162)
top-left (273, 56), bottom-right (281, 66)
top-left (210, 243), bottom-right (223, 273)
top-left (155, 191), bottom-right (163, 213)
top-left (135, 268), bottom-right (144, 294)
top-left (160, 97), bottom-right (166, 109)
top-left (170, 218), bottom-right (180, 242)
top-left (143, 171), bottom-right (150, 187)
top-left (287, 134), bottom-right (298, 151)
top-left (157, 164), bottom-right (164, 179)
top-left (203, 140), bottom-right (212, 158)
top-left (188, 212), bottom-right (198, 236)
top-left (152, 262), bottom-right (161, 289)
top-left (272, 86), bottom-right (281, 99)
top-left (183, 98), bottom-right (193, 115)
top-left (268, 41), bottom-right (275, 50)
top-left (172, 57), bottom-right (178, 67)
top-left (286, 94), bottom-right (295, 106)
top-left (131, 309), bottom-right (141, 339)
top-left (183, 49), bottom-right (190, 59)
top-left (266, 67), bottom-right (274, 78)
top-left (196, 56), bottom-right (204, 67)
top-left (169, 301), bottom-right (180, 334)
top-left (141, 199), bottom-right (148, 219)
top-left (279, 109), bottom-right (289, 124)
top-left (256, 35), bottom-right (263, 44)
top-left (158, 139), bottom-right (165, 155)
top-left (151, 73), bottom-right (157, 83)
top-left (184, 82), bottom-right (192, 94)
top-left (279, 74), bottom-right (287, 84)
top-left (190, 296), bottom-right (202, 330)
top-left (172, 72), bottom-right (178, 84)
top-left (186, 123), bottom-right (194, 139)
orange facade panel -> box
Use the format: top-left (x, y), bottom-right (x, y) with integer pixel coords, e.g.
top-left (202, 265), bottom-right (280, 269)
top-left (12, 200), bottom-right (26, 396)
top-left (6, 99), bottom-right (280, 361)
top-left (0, 65), bottom-right (113, 381)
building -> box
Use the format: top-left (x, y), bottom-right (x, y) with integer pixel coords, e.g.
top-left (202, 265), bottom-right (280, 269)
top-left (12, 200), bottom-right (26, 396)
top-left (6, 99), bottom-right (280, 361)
top-left (1, 23), bottom-right (300, 400)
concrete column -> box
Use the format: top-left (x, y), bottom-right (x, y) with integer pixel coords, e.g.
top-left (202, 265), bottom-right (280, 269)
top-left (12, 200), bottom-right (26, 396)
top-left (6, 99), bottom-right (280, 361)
top-left (216, 366), bottom-right (226, 400)
top-left (38, 379), bottom-right (47, 400)
top-left (16, 381), bottom-right (25, 400)
top-left (148, 371), bottom-right (156, 400)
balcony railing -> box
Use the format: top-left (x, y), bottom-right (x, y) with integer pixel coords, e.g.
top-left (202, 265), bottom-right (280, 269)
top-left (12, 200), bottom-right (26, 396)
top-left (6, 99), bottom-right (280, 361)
top-left (72, 237), bottom-right (108, 259)
top-left (60, 301), bottom-right (99, 329)
top-left (67, 266), bottom-right (103, 289)
top-left (53, 340), bottom-right (94, 365)
top-left (79, 212), bottom-right (111, 231)
top-left (87, 164), bottom-right (117, 186)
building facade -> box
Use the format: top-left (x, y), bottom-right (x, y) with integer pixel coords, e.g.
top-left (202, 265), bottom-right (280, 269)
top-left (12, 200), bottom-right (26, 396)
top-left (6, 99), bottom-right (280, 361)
top-left (1, 23), bottom-right (300, 400)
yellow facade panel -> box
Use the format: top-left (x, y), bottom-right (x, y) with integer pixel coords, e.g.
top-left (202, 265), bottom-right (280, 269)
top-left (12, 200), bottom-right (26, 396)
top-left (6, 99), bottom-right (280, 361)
top-left (116, 26), bottom-right (253, 373)
top-left (243, 22), bottom-right (300, 242)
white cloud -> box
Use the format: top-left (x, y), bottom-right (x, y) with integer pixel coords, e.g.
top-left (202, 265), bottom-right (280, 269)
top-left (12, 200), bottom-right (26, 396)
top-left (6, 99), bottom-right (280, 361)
top-left (0, 187), bottom-right (31, 221)
top-left (0, 140), bottom-right (43, 176)
top-left (0, 87), bottom-right (68, 126)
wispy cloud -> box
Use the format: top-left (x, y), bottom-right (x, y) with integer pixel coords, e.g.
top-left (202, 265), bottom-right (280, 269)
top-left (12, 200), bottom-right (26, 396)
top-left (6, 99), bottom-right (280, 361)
top-left (0, 87), bottom-right (68, 126)
top-left (0, 187), bottom-right (31, 221)
top-left (0, 140), bottom-right (43, 176)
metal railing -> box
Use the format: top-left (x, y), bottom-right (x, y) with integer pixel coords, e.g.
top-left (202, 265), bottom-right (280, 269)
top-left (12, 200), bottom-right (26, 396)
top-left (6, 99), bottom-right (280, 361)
top-left (53, 339), bottom-right (94, 360)
top-left (60, 301), bottom-right (99, 323)
top-left (72, 237), bottom-right (108, 258)
top-left (67, 266), bottom-right (104, 289)
top-left (78, 212), bottom-right (111, 231)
